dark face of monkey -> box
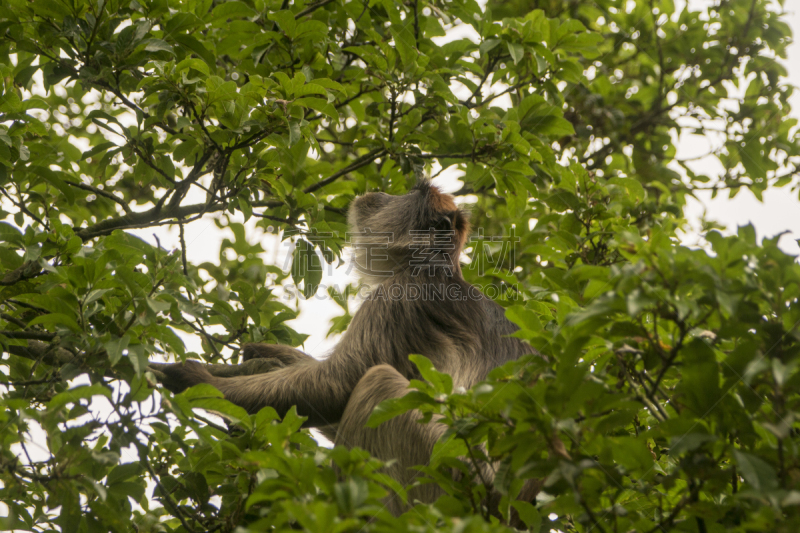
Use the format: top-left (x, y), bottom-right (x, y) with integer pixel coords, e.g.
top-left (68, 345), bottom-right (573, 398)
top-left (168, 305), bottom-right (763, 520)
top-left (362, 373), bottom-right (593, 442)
top-left (347, 181), bottom-right (470, 284)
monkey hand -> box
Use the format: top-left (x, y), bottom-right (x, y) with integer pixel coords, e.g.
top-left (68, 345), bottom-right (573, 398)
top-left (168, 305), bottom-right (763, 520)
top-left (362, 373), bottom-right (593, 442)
top-left (148, 360), bottom-right (215, 394)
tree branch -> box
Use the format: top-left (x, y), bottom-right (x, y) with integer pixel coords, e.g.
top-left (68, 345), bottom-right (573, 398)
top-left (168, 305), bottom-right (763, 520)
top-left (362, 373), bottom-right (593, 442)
top-left (0, 188), bottom-right (49, 229)
top-left (303, 148), bottom-right (387, 194)
top-left (1, 262), bottom-right (45, 286)
top-left (65, 180), bottom-right (132, 214)
top-left (4, 340), bottom-right (75, 367)
top-left (73, 198), bottom-right (273, 242)
top-left (0, 331), bottom-right (57, 341)
top-left (74, 146), bottom-right (384, 241)
top-left (295, 0), bottom-right (335, 18)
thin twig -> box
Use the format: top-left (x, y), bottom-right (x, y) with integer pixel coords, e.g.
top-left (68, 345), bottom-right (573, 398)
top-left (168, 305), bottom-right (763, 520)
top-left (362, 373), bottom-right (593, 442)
top-left (140, 454), bottom-right (198, 533)
top-left (303, 148), bottom-right (387, 194)
top-left (295, 0), bottom-right (335, 18)
top-left (0, 331), bottom-right (57, 341)
top-left (65, 180), bottom-right (132, 214)
top-left (0, 377), bottom-right (58, 387)
top-left (178, 217), bottom-right (188, 275)
top-left (1, 313), bottom-right (29, 329)
top-left (0, 188), bottom-right (49, 229)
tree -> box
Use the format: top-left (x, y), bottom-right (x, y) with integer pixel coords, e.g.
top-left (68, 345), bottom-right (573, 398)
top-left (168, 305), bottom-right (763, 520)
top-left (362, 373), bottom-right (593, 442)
top-left (1, 0), bottom-right (798, 530)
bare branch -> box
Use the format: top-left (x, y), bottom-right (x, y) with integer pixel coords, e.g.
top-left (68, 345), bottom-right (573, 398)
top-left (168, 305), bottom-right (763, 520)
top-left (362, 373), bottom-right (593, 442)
top-left (4, 340), bottom-right (75, 367)
top-left (1, 262), bottom-right (44, 286)
top-left (303, 148), bottom-right (387, 194)
top-left (65, 180), bottom-right (132, 214)
top-left (0, 331), bottom-right (57, 341)
top-left (295, 0), bottom-right (335, 18)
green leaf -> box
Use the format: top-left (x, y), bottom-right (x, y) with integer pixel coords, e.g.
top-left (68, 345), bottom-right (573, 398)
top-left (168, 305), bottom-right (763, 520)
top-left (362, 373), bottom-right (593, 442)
top-left (173, 34), bottom-right (216, 67)
top-left (49, 384), bottom-right (112, 412)
top-left (288, 121), bottom-right (302, 146)
top-left (176, 58), bottom-right (210, 75)
top-left (409, 354), bottom-right (452, 394)
top-left (733, 449), bottom-right (779, 492)
top-left (295, 20), bottom-right (328, 39)
top-left (668, 434), bottom-right (717, 456)
top-left (183, 385), bottom-right (253, 430)
top-left (677, 339), bottom-right (722, 416)
top-left (334, 478), bottom-right (369, 514)
top-left (511, 501), bottom-right (541, 532)
top-left (28, 312), bottom-right (82, 332)
top-left (390, 24), bottom-right (416, 69)
top-left (507, 42), bottom-right (525, 64)
top-left (210, 1), bottom-right (256, 23)
top-left (30, 166), bottom-right (75, 204)
top-left (164, 12), bottom-right (203, 35)
top-left (104, 335), bottom-right (130, 366)
top-left (311, 78), bottom-right (345, 92)
top-left (268, 10), bottom-right (296, 38)
top-left (30, 0), bottom-right (71, 18)
top-left (143, 39), bottom-right (175, 54)
top-left (56, 488), bottom-right (81, 533)
top-left (293, 83), bottom-right (328, 98)
top-left (558, 31), bottom-right (603, 58)
top-left (80, 141), bottom-right (117, 161)
top-left (0, 221), bottom-right (24, 245)
top-left (480, 38), bottom-right (502, 54)
top-left (183, 472), bottom-right (210, 505)
top-left (295, 97), bottom-right (339, 121)
top-left (367, 391), bottom-right (434, 427)
top-left (291, 238), bottom-right (323, 299)
top-left (127, 345), bottom-right (149, 377)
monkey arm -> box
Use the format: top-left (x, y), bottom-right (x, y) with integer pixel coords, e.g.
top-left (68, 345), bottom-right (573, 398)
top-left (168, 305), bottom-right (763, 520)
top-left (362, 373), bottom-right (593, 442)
top-left (149, 343), bottom-right (312, 384)
top-left (214, 358), bottom-right (362, 426)
top-left (149, 356), bottom-right (284, 382)
top-left (241, 343), bottom-right (315, 366)
top-left (153, 301), bottom-right (385, 426)
top-left (153, 356), bottom-right (365, 428)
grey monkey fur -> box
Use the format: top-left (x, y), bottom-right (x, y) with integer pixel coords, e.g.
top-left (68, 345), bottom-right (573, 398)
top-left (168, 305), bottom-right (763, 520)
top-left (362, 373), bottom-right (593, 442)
top-left (153, 181), bottom-right (540, 515)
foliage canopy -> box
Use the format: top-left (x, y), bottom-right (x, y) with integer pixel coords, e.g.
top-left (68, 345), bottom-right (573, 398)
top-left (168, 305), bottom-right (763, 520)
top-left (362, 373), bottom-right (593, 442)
top-left (1, 0), bottom-right (799, 531)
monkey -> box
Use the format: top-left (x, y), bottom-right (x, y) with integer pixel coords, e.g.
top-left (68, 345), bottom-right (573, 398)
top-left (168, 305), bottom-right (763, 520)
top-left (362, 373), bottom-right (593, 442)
top-left (151, 180), bottom-right (541, 515)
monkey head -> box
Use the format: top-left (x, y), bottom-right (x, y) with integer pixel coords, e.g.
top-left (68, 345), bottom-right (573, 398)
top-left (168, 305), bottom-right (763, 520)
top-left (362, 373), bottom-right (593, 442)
top-left (348, 181), bottom-right (470, 283)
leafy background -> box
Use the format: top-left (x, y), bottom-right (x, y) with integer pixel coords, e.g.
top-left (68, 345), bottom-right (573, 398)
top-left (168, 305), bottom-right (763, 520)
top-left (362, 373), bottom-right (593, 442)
top-left (1, 0), bottom-right (800, 532)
